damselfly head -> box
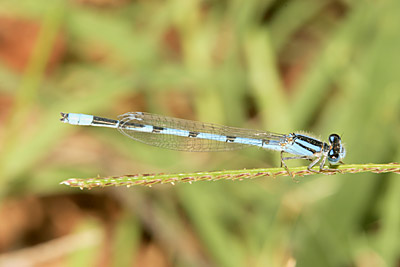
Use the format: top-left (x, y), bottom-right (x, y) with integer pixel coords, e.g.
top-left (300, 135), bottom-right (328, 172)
top-left (327, 133), bottom-right (346, 165)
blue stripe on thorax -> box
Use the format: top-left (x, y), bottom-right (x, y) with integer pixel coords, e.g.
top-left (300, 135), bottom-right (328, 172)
top-left (283, 134), bottom-right (324, 156)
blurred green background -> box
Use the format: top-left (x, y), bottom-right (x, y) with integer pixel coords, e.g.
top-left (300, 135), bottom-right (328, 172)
top-left (0, 0), bottom-right (399, 266)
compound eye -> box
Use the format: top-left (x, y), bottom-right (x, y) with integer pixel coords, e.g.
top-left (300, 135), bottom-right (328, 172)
top-left (329, 134), bottom-right (340, 144)
top-left (328, 150), bottom-right (340, 163)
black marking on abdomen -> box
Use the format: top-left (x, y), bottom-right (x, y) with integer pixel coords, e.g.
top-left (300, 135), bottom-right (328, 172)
top-left (123, 122), bottom-right (145, 128)
top-left (189, 131), bottom-right (200, 138)
top-left (262, 139), bottom-right (270, 145)
top-left (93, 116), bottom-right (119, 126)
top-left (226, 136), bottom-right (236, 143)
top-left (152, 126), bottom-right (164, 133)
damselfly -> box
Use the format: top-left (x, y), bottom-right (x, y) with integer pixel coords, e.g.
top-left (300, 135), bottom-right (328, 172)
top-left (60, 112), bottom-right (346, 175)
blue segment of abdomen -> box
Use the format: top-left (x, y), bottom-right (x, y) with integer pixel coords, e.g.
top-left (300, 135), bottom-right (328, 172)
top-left (262, 140), bottom-right (284, 151)
top-left (67, 113), bottom-right (94, 125)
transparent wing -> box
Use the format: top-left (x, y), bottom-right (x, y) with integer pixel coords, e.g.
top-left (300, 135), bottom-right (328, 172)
top-left (117, 112), bottom-right (286, 152)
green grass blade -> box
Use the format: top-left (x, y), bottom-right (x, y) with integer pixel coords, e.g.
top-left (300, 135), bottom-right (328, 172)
top-left (60, 163), bottom-right (400, 190)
